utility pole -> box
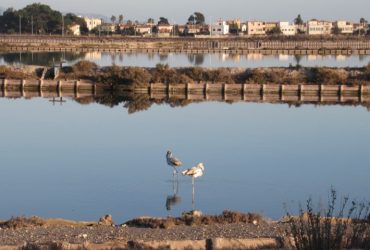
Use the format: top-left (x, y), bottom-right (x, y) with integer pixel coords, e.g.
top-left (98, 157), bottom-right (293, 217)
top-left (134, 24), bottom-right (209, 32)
top-left (62, 14), bottom-right (64, 36)
top-left (19, 15), bottom-right (21, 35)
top-left (31, 16), bottom-right (34, 35)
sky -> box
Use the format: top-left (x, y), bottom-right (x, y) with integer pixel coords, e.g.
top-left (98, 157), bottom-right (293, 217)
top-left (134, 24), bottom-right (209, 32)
top-left (0, 0), bottom-right (369, 23)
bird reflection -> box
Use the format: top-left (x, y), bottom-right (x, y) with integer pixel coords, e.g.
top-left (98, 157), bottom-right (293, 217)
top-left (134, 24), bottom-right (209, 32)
top-left (166, 174), bottom-right (181, 216)
top-left (182, 163), bottom-right (204, 210)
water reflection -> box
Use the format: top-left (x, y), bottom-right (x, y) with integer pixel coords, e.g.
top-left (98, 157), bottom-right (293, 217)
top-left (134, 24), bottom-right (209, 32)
top-left (165, 176), bottom-right (181, 216)
top-left (1, 51), bottom-right (369, 68)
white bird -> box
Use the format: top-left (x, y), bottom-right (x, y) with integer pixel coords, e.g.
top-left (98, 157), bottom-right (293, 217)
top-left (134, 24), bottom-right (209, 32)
top-left (181, 163), bottom-right (204, 178)
top-left (166, 150), bottom-right (182, 175)
top-left (182, 163), bottom-right (205, 210)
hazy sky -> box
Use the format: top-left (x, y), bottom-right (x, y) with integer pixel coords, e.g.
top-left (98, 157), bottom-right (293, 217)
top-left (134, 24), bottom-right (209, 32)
top-left (1, 0), bottom-right (369, 23)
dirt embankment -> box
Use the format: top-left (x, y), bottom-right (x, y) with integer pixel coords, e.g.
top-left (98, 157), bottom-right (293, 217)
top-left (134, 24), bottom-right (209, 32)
top-left (0, 211), bottom-right (288, 250)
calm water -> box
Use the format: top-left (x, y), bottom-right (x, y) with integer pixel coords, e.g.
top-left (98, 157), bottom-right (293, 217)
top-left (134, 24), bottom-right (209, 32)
top-left (0, 96), bottom-right (369, 222)
top-left (0, 51), bottom-right (369, 68)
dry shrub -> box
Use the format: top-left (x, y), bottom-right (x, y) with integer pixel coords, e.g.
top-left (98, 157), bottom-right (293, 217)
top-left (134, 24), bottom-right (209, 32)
top-left (182, 67), bottom-right (205, 82)
top-left (72, 60), bottom-right (98, 78)
top-left (286, 188), bottom-right (370, 250)
top-left (312, 68), bottom-right (349, 85)
top-left (0, 65), bottom-right (35, 79)
top-left (366, 63), bottom-right (370, 80)
top-left (0, 216), bottom-right (45, 229)
top-left (205, 68), bottom-right (234, 84)
top-left (151, 64), bottom-right (192, 84)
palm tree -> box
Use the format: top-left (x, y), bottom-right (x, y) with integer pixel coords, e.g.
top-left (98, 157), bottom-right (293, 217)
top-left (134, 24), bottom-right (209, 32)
top-left (118, 14), bottom-right (123, 24)
top-left (110, 15), bottom-right (116, 24)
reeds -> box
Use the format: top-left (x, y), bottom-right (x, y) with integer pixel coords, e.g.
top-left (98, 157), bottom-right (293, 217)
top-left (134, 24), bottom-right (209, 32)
top-left (285, 188), bottom-right (370, 250)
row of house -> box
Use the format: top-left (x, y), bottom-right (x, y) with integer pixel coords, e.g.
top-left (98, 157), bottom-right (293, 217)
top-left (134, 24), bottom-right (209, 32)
top-left (211, 19), bottom-right (368, 36)
top-left (67, 16), bottom-right (368, 37)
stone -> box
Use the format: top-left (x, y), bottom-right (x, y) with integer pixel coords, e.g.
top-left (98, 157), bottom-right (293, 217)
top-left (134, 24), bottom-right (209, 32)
top-left (98, 214), bottom-right (114, 226)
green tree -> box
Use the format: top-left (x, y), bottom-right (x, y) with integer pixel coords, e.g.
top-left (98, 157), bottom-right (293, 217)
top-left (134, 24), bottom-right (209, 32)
top-left (294, 14), bottom-right (304, 25)
top-left (188, 12), bottom-right (205, 25)
top-left (64, 13), bottom-right (88, 35)
top-left (147, 18), bottom-right (154, 24)
top-left (194, 12), bottom-right (205, 24)
top-left (188, 15), bottom-right (195, 24)
top-left (118, 14), bottom-right (124, 24)
top-left (0, 3), bottom-right (65, 34)
top-left (158, 17), bottom-right (169, 25)
top-left (111, 15), bottom-right (116, 24)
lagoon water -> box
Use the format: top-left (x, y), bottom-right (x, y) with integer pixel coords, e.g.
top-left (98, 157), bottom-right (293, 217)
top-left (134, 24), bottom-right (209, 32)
top-left (0, 96), bottom-right (370, 222)
top-left (0, 51), bottom-right (369, 68)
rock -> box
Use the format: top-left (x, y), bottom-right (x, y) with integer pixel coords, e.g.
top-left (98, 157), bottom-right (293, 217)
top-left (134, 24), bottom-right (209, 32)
top-left (182, 210), bottom-right (203, 217)
top-left (98, 214), bottom-right (114, 226)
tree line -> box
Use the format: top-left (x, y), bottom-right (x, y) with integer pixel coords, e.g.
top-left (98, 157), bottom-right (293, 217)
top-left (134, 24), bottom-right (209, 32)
top-left (0, 3), bottom-right (88, 35)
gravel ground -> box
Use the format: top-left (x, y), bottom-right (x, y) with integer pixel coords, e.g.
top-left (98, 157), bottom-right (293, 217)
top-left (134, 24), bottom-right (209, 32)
top-left (0, 222), bottom-right (288, 246)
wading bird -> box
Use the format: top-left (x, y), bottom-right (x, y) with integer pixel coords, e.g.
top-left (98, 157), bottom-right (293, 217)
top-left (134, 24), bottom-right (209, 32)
top-left (182, 163), bottom-right (205, 210)
top-left (166, 150), bottom-right (182, 176)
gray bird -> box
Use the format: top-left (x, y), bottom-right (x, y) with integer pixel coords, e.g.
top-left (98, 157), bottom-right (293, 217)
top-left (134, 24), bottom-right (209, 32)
top-left (166, 150), bottom-right (182, 175)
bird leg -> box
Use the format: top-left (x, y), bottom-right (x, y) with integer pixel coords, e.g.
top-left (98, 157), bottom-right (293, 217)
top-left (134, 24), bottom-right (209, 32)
top-left (192, 177), bottom-right (195, 211)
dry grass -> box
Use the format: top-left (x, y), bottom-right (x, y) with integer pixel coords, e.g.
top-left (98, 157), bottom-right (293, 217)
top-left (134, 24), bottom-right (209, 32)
top-left (124, 210), bottom-right (264, 229)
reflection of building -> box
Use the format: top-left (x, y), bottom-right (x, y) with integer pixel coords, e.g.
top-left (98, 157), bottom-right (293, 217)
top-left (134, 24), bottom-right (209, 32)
top-left (83, 17), bottom-right (102, 31)
top-left (278, 22), bottom-right (296, 36)
top-left (211, 20), bottom-right (229, 36)
top-left (85, 52), bottom-right (102, 60)
top-left (307, 55), bottom-right (318, 61)
top-left (334, 21), bottom-right (353, 34)
top-left (279, 54), bottom-right (289, 61)
top-left (336, 55), bottom-right (347, 61)
top-left (247, 53), bottom-right (263, 60)
top-left (246, 21), bottom-right (266, 35)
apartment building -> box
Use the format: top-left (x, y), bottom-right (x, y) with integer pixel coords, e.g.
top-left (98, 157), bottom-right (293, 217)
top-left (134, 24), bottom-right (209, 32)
top-left (211, 20), bottom-right (229, 36)
top-left (246, 21), bottom-right (266, 35)
top-left (278, 22), bottom-right (297, 36)
top-left (335, 20), bottom-right (354, 34)
top-left (83, 17), bottom-right (102, 31)
top-left (306, 19), bottom-right (332, 35)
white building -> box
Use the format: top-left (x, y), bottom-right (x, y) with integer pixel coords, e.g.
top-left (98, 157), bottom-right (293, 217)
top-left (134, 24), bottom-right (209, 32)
top-left (307, 20), bottom-right (332, 35)
top-left (69, 24), bottom-right (81, 36)
top-left (335, 21), bottom-right (354, 34)
top-left (278, 22), bottom-right (296, 36)
top-left (83, 17), bottom-right (102, 31)
top-left (211, 20), bottom-right (229, 36)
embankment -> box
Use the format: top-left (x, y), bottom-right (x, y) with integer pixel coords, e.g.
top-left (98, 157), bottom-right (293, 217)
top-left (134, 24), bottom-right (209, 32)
top-left (1, 35), bottom-right (370, 55)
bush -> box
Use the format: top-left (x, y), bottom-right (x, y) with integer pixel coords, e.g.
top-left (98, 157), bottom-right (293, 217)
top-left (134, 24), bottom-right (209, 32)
top-left (285, 188), bottom-right (370, 250)
top-left (311, 68), bottom-right (348, 85)
top-left (72, 60), bottom-right (98, 78)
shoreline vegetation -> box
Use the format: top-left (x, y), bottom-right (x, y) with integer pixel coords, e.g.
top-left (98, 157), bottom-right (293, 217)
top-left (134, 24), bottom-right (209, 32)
top-left (1, 61), bottom-right (370, 85)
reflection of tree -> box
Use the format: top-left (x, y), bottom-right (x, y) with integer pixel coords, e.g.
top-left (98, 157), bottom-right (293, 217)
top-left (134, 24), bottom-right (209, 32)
top-left (159, 54), bottom-right (169, 61)
top-left (294, 55), bottom-right (302, 67)
top-left (0, 52), bottom-right (86, 66)
top-left (123, 93), bottom-right (153, 114)
top-left (187, 54), bottom-right (205, 66)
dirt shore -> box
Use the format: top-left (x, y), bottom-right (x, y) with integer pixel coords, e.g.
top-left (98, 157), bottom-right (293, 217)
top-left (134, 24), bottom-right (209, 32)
top-left (0, 213), bottom-right (289, 250)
